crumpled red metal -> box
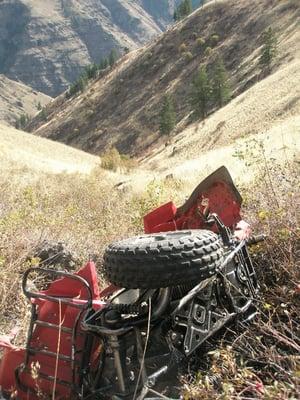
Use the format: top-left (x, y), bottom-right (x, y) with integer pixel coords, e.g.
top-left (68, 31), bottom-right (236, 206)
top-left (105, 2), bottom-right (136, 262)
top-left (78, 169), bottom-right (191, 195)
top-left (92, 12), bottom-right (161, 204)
top-left (0, 261), bottom-right (105, 399)
top-left (144, 166), bottom-right (242, 234)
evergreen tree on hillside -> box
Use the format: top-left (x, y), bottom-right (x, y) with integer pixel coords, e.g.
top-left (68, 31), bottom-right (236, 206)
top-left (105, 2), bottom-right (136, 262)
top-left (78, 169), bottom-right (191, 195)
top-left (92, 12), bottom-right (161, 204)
top-left (259, 27), bottom-right (277, 74)
top-left (99, 58), bottom-right (109, 70)
top-left (85, 63), bottom-right (98, 79)
top-left (109, 49), bottom-right (118, 67)
top-left (211, 57), bottom-right (231, 107)
top-left (15, 113), bottom-right (29, 130)
top-left (191, 65), bottom-right (211, 119)
top-left (174, 0), bottom-right (193, 21)
top-left (159, 95), bottom-right (176, 135)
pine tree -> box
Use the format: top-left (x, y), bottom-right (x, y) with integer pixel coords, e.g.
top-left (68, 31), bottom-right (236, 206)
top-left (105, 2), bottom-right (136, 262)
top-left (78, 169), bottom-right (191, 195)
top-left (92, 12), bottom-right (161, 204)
top-left (184, 0), bottom-right (193, 14)
top-left (16, 113), bottom-right (29, 130)
top-left (99, 58), bottom-right (109, 70)
top-left (85, 63), bottom-right (98, 79)
top-left (211, 57), bottom-right (231, 108)
top-left (159, 95), bottom-right (176, 135)
top-left (109, 49), bottom-right (118, 67)
top-left (259, 27), bottom-right (277, 74)
top-left (39, 107), bottom-right (47, 121)
top-left (174, 0), bottom-right (193, 21)
top-left (191, 65), bottom-right (211, 119)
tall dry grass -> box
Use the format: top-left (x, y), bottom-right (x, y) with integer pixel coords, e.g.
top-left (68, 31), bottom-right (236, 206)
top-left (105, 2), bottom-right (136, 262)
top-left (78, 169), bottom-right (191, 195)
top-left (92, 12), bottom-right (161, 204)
top-left (0, 155), bottom-right (299, 399)
top-left (182, 156), bottom-right (299, 399)
top-left (0, 167), bottom-right (180, 343)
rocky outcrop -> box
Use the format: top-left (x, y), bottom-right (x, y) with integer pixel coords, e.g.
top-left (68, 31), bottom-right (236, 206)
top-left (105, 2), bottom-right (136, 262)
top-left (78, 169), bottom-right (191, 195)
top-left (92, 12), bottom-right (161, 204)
top-left (0, 0), bottom-right (179, 96)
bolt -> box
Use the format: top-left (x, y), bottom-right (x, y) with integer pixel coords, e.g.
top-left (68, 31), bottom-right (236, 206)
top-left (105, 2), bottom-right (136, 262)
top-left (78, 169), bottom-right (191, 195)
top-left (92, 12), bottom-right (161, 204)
top-left (129, 371), bottom-right (135, 381)
top-left (148, 378), bottom-right (155, 387)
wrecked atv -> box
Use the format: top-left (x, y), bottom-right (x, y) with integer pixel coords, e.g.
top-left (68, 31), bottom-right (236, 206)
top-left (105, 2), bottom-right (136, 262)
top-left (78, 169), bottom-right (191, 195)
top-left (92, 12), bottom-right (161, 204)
top-left (0, 167), bottom-right (264, 399)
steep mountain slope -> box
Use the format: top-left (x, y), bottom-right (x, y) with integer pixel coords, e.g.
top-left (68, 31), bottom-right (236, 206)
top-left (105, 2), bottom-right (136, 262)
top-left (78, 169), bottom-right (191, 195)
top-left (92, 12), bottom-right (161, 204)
top-left (0, 0), bottom-right (180, 96)
top-left (142, 59), bottom-right (299, 184)
top-left (0, 123), bottom-right (99, 176)
top-left (0, 75), bottom-right (51, 126)
top-left (28, 0), bottom-right (299, 157)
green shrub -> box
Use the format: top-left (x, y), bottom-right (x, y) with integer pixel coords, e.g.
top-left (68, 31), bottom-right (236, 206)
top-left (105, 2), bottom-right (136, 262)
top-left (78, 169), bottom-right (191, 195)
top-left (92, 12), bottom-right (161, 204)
top-left (101, 148), bottom-right (137, 172)
top-left (179, 43), bottom-right (188, 53)
top-left (204, 46), bottom-right (212, 56)
top-left (183, 51), bottom-right (193, 60)
top-left (196, 37), bottom-right (205, 47)
top-left (210, 34), bottom-right (220, 46)
top-left (101, 148), bottom-right (122, 172)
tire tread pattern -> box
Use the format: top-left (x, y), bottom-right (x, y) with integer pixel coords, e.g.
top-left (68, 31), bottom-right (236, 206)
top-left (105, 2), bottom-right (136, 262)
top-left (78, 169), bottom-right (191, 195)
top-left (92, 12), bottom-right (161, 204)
top-left (103, 230), bottom-right (224, 289)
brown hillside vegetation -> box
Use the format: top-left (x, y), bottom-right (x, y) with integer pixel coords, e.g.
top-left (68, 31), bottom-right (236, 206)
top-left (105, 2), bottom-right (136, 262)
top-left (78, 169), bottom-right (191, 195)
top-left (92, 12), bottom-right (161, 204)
top-left (28, 0), bottom-right (299, 157)
top-left (0, 75), bottom-right (51, 126)
top-left (0, 0), bottom-right (176, 96)
top-left (142, 58), bottom-right (300, 184)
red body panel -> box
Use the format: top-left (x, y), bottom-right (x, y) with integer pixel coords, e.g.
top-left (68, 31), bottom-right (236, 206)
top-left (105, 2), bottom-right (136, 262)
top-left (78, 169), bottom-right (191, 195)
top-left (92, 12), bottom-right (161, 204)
top-left (144, 168), bottom-right (242, 234)
top-left (0, 262), bottom-right (105, 399)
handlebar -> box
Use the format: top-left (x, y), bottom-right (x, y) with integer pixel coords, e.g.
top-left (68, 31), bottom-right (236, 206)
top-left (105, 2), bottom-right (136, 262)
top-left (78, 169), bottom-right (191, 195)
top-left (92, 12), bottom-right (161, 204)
top-left (22, 267), bottom-right (93, 308)
top-left (246, 234), bottom-right (267, 246)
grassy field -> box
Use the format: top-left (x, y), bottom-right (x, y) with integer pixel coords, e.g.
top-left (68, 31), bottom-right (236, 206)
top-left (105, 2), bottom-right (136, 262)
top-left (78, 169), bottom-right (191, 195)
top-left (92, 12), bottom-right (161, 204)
top-left (0, 123), bottom-right (100, 177)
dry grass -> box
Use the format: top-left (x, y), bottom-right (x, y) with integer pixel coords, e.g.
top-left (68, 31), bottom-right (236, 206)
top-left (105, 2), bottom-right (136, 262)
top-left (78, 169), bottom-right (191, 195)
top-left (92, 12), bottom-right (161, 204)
top-left (0, 137), bottom-right (299, 398)
top-left (0, 166), bottom-right (182, 342)
top-left (0, 123), bottom-right (100, 176)
top-left (182, 155), bottom-right (300, 399)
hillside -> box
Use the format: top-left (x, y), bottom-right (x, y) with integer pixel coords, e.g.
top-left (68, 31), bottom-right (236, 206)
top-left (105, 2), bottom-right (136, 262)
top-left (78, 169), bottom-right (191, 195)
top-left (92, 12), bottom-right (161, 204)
top-left (143, 58), bottom-right (300, 180)
top-left (27, 0), bottom-right (299, 157)
top-left (0, 123), bottom-right (99, 176)
top-left (0, 75), bottom-right (51, 126)
top-left (0, 0), bottom-right (181, 96)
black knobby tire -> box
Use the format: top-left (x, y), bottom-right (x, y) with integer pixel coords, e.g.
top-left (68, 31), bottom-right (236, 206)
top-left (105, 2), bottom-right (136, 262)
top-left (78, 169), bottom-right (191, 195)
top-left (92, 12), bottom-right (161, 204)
top-left (103, 230), bottom-right (224, 289)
